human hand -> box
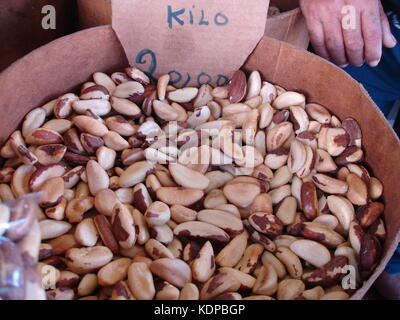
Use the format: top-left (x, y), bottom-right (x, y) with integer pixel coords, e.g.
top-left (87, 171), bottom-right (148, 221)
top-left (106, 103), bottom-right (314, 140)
top-left (299, 0), bottom-right (397, 67)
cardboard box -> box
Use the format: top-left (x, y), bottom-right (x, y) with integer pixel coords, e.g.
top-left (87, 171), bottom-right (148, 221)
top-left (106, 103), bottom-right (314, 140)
top-left (77, 0), bottom-right (111, 28)
top-left (0, 25), bottom-right (399, 299)
top-left (0, 0), bottom-right (78, 72)
top-left (265, 0), bottom-right (309, 49)
top-left (77, 0), bottom-right (309, 49)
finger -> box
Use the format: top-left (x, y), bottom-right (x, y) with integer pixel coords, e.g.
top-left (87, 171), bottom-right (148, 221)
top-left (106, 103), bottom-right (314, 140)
top-left (307, 20), bottom-right (330, 60)
top-left (361, 4), bottom-right (382, 67)
top-left (342, 8), bottom-right (364, 66)
top-left (379, 2), bottom-right (397, 48)
top-left (322, 19), bottom-right (348, 67)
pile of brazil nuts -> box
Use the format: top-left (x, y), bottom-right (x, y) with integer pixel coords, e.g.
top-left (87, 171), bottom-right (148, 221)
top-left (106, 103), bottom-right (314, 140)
top-left (0, 67), bottom-right (386, 300)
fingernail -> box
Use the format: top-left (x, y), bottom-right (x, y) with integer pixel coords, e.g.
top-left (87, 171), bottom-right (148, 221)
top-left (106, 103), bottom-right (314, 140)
top-left (340, 64), bottom-right (349, 68)
top-left (369, 59), bottom-right (380, 67)
top-left (391, 34), bottom-right (397, 46)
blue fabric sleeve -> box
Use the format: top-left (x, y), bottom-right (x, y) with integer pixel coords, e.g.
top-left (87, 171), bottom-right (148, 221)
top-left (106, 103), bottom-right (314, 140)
top-left (386, 246), bottom-right (400, 274)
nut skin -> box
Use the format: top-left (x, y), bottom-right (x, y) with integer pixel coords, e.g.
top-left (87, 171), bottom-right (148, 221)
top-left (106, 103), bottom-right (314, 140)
top-left (228, 70), bottom-right (247, 103)
top-left (97, 258), bottom-right (132, 287)
top-left (243, 220), bottom-right (276, 252)
top-left (65, 196), bottom-right (94, 223)
top-left (29, 163), bottom-right (67, 191)
top-left (215, 231), bottom-right (249, 267)
top-left (156, 187), bottom-right (204, 207)
top-left (0, 167), bottom-right (15, 183)
top-left (346, 173), bottom-right (368, 206)
top-left (94, 215), bottom-right (119, 255)
top-left (223, 182), bottom-right (261, 208)
top-left (111, 281), bottom-right (134, 300)
top-left (197, 209), bottom-right (243, 235)
top-left (252, 263), bottom-right (278, 296)
top-left (145, 201), bottom-right (171, 226)
top-left (359, 234), bottom-right (381, 279)
top-left (35, 144), bottom-right (67, 166)
top-left (312, 174), bottom-right (348, 195)
top-left (150, 258), bottom-right (192, 289)
top-left (315, 149), bottom-right (337, 173)
top-left (145, 239), bottom-right (174, 260)
top-left (325, 128), bottom-right (349, 156)
top-left (25, 128), bottom-right (63, 145)
top-left (300, 181), bottom-right (318, 220)
top-left (266, 122), bottom-right (293, 152)
top-left (302, 256), bottom-right (348, 287)
top-left (368, 218), bottom-right (386, 243)
top-left (200, 273), bottom-right (241, 300)
top-left (191, 241), bottom-right (216, 283)
top-left (80, 133), bottom-right (104, 154)
top-left (9, 166), bottom-right (31, 198)
top-left (37, 177), bottom-right (64, 208)
top-left (349, 221), bottom-right (365, 255)
top-left (235, 243), bottom-right (264, 274)
top-left (277, 279), bottom-right (305, 300)
top-left (112, 203), bottom-right (136, 249)
top-left (342, 118), bottom-right (362, 147)
top-left (65, 246), bottom-right (113, 275)
top-left (174, 221), bottom-right (230, 244)
top-left (356, 202), bottom-right (385, 228)
top-left (290, 239), bottom-right (331, 268)
top-left (275, 246), bottom-right (303, 279)
top-left (300, 222), bottom-right (345, 248)
top-left (127, 262), bottom-right (155, 300)
top-left (63, 128), bottom-right (86, 155)
top-left (335, 146), bottom-right (363, 165)
top-left (327, 195), bottom-right (355, 231)
top-left (248, 212), bottom-right (284, 236)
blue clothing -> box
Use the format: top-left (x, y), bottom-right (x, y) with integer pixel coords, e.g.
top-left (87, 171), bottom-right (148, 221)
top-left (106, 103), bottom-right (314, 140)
top-left (385, 0), bottom-right (400, 14)
top-left (386, 246), bottom-right (400, 274)
top-left (343, 8), bottom-right (400, 274)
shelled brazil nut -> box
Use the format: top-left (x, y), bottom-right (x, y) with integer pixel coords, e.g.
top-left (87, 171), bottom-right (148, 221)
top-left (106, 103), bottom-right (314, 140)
top-left (0, 67), bottom-right (386, 300)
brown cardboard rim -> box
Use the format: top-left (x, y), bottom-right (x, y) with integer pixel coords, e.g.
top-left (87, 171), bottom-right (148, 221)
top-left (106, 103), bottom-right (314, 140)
top-left (269, 7), bottom-right (300, 20)
top-left (0, 25), bottom-right (399, 300)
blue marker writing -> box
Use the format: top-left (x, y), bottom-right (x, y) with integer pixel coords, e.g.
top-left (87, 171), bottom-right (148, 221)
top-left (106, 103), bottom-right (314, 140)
top-left (214, 13), bottom-right (229, 26)
top-left (168, 5), bottom-right (185, 29)
top-left (135, 49), bottom-right (157, 81)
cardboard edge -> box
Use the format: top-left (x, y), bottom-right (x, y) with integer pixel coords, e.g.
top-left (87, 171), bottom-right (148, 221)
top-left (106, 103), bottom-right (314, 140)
top-left (268, 7), bottom-right (301, 21)
top-left (264, 7), bottom-right (309, 49)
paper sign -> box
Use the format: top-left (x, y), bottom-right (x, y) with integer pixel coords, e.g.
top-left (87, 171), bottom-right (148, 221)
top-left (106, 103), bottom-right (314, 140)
top-left (112, 0), bottom-right (269, 87)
